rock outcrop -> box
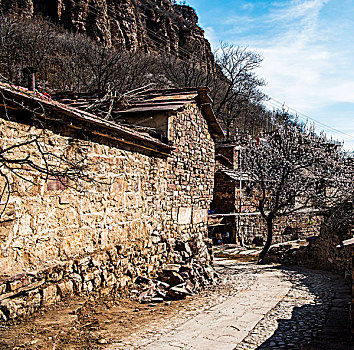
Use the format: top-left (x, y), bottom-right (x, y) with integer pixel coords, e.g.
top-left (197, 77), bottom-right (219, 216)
top-left (0, 0), bottom-right (214, 66)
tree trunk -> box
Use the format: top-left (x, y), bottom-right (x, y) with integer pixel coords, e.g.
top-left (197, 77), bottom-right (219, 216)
top-left (226, 122), bottom-right (231, 141)
top-left (257, 214), bottom-right (274, 264)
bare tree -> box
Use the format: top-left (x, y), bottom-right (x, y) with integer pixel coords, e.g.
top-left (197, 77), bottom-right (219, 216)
top-left (0, 14), bottom-right (158, 94)
top-left (242, 117), bottom-right (349, 263)
top-left (157, 48), bottom-right (215, 88)
top-left (211, 44), bottom-right (266, 139)
top-left (0, 14), bottom-right (270, 140)
top-left (0, 15), bottom-right (60, 88)
top-left (0, 86), bottom-right (104, 218)
top-left (158, 43), bottom-right (267, 138)
top-left (0, 15), bottom-right (20, 82)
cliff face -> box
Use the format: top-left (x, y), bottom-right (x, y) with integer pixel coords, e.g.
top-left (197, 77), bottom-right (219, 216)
top-left (0, 0), bottom-right (214, 66)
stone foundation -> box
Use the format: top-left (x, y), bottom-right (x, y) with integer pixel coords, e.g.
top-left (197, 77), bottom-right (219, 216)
top-left (0, 234), bottom-right (213, 321)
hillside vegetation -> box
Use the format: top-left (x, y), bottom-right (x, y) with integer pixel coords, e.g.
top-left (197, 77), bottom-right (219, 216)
top-left (0, 0), bottom-right (271, 137)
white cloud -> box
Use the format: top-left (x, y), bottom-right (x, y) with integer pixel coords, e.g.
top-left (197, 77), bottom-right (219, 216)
top-left (191, 0), bottom-right (354, 148)
top-left (268, 0), bottom-right (329, 23)
top-left (203, 25), bottom-right (218, 50)
top-left (240, 0), bottom-right (354, 113)
top-left (241, 2), bottom-right (255, 11)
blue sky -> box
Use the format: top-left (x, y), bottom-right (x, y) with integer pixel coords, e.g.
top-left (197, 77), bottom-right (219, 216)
top-left (186, 0), bottom-right (354, 150)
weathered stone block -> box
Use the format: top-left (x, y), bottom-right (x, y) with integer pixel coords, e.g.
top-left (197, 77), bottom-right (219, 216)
top-left (48, 271), bottom-right (63, 283)
top-left (0, 308), bottom-right (7, 321)
top-left (103, 272), bottom-right (116, 288)
top-left (63, 261), bottom-right (74, 274)
top-left (192, 208), bottom-right (207, 224)
top-left (0, 283), bottom-right (7, 294)
top-left (42, 285), bottom-right (59, 306)
top-left (1, 298), bottom-right (24, 319)
top-left (9, 279), bottom-right (22, 292)
top-left (83, 281), bottom-right (94, 293)
top-left (77, 256), bottom-right (91, 268)
top-left (57, 280), bottom-right (74, 296)
top-left (83, 271), bottom-right (96, 282)
top-left (162, 264), bottom-right (180, 272)
top-left (151, 235), bottom-right (161, 244)
top-left (92, 254), bottom-right (107, 268)
top-left (26, 291), bottom-right (41, 313)
top-left (158, 243), bottom-right (166, 253)
top-left (172, 208), bottom-right (178, 221)
top-left (178, 207), bottom-right (192, 225)
top-left (118, 276), bottom-right (131, 288)
top-left (146, 264), bottom-right (155, 274)
top-left (70, 273), bottom-right (82, 293)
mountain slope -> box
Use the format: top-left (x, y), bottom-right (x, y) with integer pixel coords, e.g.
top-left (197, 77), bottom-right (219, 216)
top-left (0, 0), bottom-right (214, 66)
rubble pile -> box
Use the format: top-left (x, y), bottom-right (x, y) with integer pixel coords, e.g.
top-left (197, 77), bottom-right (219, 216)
top-left (135, 240), bottom-right (219, 304)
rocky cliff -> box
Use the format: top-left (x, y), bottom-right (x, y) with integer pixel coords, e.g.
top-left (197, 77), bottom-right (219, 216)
top-left (0, 0), bottom-right (214, 66)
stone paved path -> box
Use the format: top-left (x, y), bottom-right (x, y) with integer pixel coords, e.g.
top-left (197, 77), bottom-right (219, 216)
top-left (143, 267), bottom-right (291, 350)
top-left (107, 259), bottom-right (352, 350)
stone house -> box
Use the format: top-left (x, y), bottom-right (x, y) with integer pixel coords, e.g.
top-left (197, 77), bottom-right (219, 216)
top-left (0, 84), bottom-right (223, 320)
top-left (209, 143), bottom-right (321, 245)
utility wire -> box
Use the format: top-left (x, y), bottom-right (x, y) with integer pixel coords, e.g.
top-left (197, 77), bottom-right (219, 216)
top-left (268, 97), bottom-right (354, 138)
top-left (264, 98), bottom-right (354, 142)
top-left (264, 100), bottom-right (346, 140)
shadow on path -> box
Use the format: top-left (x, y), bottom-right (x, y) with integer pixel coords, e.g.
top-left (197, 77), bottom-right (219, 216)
top-left (254, 266), bottom-right (352, 350)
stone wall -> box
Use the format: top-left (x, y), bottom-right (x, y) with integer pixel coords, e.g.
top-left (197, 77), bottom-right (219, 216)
top-left (0, 101), bottom-right (215, 320)
top-left (209, 212), bottom-right (322, 245)
top-left (238, 212), bottom-right (322, 245)
top-left (167, 104), bottom-right (214, 241)
top-left (215, 145), bottom-right (239, 170)
top-left (304, 226), bottom-right (353, 274)
top-left (301, 222), bottom-right (354, 340)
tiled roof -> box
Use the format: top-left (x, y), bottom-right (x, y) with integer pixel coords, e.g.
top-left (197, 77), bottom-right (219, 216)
top-left (53, 87), bottom-right (225, 140)
top-left (217, 169), bottom-right (250, 182)
top-left (117, 87), bottom-right (224, 139)
top-left (0, 83), bottom-right (173, 157)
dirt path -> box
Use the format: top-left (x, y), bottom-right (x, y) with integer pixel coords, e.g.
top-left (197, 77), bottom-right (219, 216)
top-left (0, 259), bottom-right (351, 350)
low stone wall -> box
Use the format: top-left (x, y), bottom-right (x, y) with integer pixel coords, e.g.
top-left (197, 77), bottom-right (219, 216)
top-left (239, 212), bottom-right (322, 245)
top-left (0, 233), bottom-right (212, 321)
top-left (209, 212), bottom-right (322, 245)
top-left (315, 239), bottom-right (354, 341)
top-left (303, 226), bottom-right (354, 341)
top-left (264, 220), bottom-right (354, 340)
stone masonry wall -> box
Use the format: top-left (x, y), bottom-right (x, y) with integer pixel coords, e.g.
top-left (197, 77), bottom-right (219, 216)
top-left (300, 223), bottom-right (354, 340)
top-left (212, 172), bottom-right (236, 213)
top-left (0, 102), bottom-right (215, 320)
top-left (209, 212), bottom-right (321, 245)
top-left (167, 104), bottom-right (214, 243)
top-left (238, 212), bottom-right (322, 245)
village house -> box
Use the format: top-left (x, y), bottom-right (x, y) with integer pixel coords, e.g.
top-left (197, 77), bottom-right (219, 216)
top-left (209, 142), bottom-right (322, 246)
top-left (0, 84), bottom-right (223, 320)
